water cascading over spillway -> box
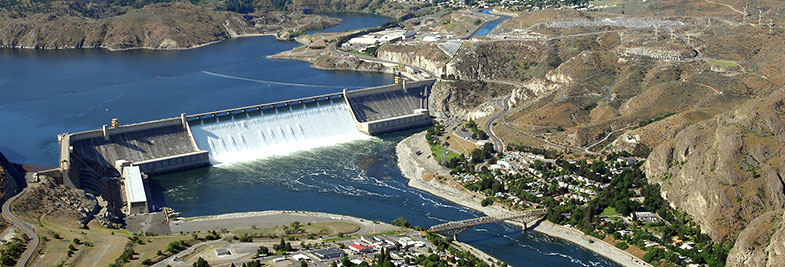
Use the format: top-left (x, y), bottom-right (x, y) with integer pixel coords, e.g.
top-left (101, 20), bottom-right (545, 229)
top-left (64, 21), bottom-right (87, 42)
top-left (189, 99), bottom-right (370, 164)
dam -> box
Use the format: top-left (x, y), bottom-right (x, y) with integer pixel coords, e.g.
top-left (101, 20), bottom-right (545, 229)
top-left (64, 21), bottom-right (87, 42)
top-left (56, 79), bottom-right (435, 214)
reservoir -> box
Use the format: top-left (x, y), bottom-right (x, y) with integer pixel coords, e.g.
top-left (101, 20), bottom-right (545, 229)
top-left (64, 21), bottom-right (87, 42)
top-left (0, 13), bottom-right (617, 266)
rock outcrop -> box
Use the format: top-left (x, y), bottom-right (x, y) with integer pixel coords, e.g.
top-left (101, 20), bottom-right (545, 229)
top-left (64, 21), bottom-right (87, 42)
top-left (645, 89), bottom-right (785, 267)
top-left (377, 43), bottom-right (451, 77)
top-left (12, 179), bottom-right (120, 229)
top-left (429, 79), bottom-right (514, 120)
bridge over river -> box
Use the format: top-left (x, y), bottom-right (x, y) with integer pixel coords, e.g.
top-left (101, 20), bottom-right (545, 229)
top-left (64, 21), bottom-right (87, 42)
top-left (429, 208), bottom-right (547, 240)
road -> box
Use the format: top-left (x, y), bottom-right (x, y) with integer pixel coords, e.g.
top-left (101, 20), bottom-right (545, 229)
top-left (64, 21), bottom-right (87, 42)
top-left (584, 126), bottom-right (631, 155)
top-left (328, 42), bottom-right (436, 79)
top-left (2, 187), bottom-right (39, 267)
top-left (484, 95), bottom-right (510, 153)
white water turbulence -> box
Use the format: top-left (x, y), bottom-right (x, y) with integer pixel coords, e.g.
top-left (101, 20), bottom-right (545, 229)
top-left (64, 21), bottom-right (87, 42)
top-left (189, 99), bottom-right (370, 164)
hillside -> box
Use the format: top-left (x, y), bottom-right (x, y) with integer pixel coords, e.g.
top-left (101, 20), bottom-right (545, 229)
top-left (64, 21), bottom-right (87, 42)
top-left (645, 88), bottom-right (785, 266)
top-left (0, 2), bottom-right (344, 50)
top-left (390, 1), bottom-right (785, 265)
top-left (0, 0), bottom-right (432, 50)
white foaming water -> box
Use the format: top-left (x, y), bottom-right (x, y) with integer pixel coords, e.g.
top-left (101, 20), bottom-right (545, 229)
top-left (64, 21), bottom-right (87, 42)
top-left (189, 100), bottom-right (370, 164)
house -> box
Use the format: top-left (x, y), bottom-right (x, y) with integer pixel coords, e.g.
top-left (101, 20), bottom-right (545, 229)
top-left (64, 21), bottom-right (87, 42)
top-left (635, 212), bottom-right (663, 223)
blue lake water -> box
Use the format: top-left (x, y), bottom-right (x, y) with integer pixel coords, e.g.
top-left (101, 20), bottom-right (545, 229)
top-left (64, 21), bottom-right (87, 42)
top-left (473, 9), bottom-right (511, 37)
top-left (0, 12), bottom-right (617, 267)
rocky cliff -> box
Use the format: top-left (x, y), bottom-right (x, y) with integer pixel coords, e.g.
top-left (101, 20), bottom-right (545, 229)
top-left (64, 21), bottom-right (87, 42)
top-left (428, 79), bottom-right (515, 120)
top-left (645, 89), bottom-right (785, 266)
top-left (377, 43), bottom-right (450, 77)
top-left (0, 2), bottom-right (339, 50)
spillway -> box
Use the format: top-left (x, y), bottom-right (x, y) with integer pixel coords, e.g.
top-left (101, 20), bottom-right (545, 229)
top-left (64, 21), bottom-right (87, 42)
top-left (188, 99), bottom-right (370, 164)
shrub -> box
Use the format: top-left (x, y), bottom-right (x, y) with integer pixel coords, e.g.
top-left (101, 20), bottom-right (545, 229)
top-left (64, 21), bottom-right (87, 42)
top-left (615, 241), bottom-right (629, 250)
top-left (481, 197), bottom-right (494, 207)
top-left (392, 217), bottom-right (411, 228)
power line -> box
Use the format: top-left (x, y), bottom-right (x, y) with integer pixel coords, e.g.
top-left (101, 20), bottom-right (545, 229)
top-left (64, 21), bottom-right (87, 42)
top-left (202, 71), bottom-right (366, 89)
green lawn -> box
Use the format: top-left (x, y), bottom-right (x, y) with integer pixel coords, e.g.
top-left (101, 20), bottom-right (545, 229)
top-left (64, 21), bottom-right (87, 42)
top-left (431, 143), bottom-right (462, 164)
top-left (600, 207), bottom-right (620, 216)
top-left (349, 50), bottom-right (372, 57)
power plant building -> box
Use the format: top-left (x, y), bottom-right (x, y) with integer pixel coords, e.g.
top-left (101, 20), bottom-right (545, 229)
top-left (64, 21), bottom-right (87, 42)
top-left (123, 166), bottom-right (148, 215)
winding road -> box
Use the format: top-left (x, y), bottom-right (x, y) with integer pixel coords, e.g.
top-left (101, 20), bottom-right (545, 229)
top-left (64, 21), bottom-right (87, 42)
top-left (484, 95), bottom-right (510, 153)
top-left (2, 187), bottom-right (39, 267)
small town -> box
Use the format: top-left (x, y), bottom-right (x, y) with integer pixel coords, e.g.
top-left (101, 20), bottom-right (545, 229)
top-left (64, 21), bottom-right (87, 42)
top-left (424, 121), bottom-right (730, 266)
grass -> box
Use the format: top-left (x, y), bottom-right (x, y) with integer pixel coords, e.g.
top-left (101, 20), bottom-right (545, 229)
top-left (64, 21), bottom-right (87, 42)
top-left (228, 221), bottom-right (360, 239)
top-left (430, 143), bottom-right (462, 163)
top-left (445, 132), bottom-right (476, 155)
top-left (600, 207), bottom-right (620, 216)
top-left (349, 50), bottom-right (372, 57)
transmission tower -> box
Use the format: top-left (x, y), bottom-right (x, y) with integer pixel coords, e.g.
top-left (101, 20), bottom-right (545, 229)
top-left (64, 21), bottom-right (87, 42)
top-left (769, 19), bottom-right (775, 35)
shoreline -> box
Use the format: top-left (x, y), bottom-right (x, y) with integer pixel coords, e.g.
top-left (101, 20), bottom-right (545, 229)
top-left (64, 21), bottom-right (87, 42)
top-left (169, 210), bottom-right (400, 236)
top-left (395, 131), bottom-right (652, 267)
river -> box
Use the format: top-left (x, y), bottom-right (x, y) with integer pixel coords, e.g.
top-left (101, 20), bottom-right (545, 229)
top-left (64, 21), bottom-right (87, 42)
top-left (0, 12), bottom-right (617, 267)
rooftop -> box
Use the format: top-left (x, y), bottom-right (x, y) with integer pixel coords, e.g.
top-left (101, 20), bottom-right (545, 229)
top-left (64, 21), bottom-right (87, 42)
top-left (124, 166), bottom-right (147, 204)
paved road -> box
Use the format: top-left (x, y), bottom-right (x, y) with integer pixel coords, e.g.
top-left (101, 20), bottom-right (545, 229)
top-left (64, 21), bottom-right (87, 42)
top-left (328, 42), bottom-right (436, 79)
top-left (2, 187), bottom-right (39, 267)
top-left (484, 95), bottom-right (510, 153)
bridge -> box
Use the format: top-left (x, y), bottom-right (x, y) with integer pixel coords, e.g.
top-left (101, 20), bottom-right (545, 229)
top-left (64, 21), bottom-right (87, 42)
top-left (429, 209), bottom-right (547, 240)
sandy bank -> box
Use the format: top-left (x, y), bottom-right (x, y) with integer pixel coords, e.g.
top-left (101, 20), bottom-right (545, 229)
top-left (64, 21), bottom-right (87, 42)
top-left (396, 131), bottom-right (651, 267)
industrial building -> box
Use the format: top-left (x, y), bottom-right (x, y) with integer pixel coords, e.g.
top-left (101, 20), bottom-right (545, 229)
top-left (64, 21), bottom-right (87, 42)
top-left (345, 79), bottom-right (435, 135)
top-left (313, 248), bottom-right (346, 259)
top-left (343, 29), bottom-right (416, 49)
top-left (123, 166), bottom-right (148, 215)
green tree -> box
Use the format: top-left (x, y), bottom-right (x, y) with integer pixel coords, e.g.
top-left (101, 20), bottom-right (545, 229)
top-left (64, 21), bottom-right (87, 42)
top-left (391, 217), bottom-right (410, 228)
top-left (257, 246), bottom-right (269, 256)
top-left (194, 257), bottom-right (210, 267)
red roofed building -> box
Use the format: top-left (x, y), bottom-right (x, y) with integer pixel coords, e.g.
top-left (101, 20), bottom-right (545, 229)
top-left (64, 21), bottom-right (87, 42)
top-left (349, 243), bottom-right (374, 253)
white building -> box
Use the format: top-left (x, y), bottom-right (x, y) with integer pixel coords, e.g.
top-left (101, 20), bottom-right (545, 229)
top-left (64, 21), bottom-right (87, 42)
top-left (124, 166), bottom-right (148, 215)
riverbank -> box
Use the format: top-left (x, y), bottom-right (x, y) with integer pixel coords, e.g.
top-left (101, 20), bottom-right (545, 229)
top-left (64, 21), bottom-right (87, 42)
top-left (396, 131), bottom-right (652, 267)
top-left (170, 210), bottom-right (399, 235)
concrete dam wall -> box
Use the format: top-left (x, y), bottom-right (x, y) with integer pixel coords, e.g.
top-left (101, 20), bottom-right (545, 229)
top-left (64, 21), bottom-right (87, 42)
top-left (56, 79), bottom-right (435, 212)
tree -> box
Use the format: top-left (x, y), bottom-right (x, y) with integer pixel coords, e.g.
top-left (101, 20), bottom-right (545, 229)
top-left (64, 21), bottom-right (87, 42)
top-left (194, 257), bottom-right (210, 267)
top-left (391, 217), bottom-right (410, 228)
top-left (257, 246), bottom-right (269, 256)
top-left (481, 197), bottom-right (494, 207)
top-left (342, 256), bottom-right (351, 267)
top-left (300, 260), bottom-right (308, 267)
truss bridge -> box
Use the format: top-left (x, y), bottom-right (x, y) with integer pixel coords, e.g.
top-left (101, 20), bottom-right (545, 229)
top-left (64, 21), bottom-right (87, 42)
top-left (429, 209), bottom-right (547, 240)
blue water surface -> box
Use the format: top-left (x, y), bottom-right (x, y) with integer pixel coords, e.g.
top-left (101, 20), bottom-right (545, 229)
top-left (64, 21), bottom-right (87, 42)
top-left (0, 13), bottom-right (618, 267)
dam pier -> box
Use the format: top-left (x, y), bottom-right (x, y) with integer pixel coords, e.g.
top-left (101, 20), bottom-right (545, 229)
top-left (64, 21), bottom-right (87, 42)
top-left (54, 79), bottom-right (435, 215)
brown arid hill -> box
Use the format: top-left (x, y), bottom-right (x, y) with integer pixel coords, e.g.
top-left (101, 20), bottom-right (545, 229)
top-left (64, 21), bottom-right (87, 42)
top-left (411, 3), bottom-right (785, 265)
top-left (645, 88), bottom-right (785, 266)
top-left (0, 2), bottom-right (341, 50)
